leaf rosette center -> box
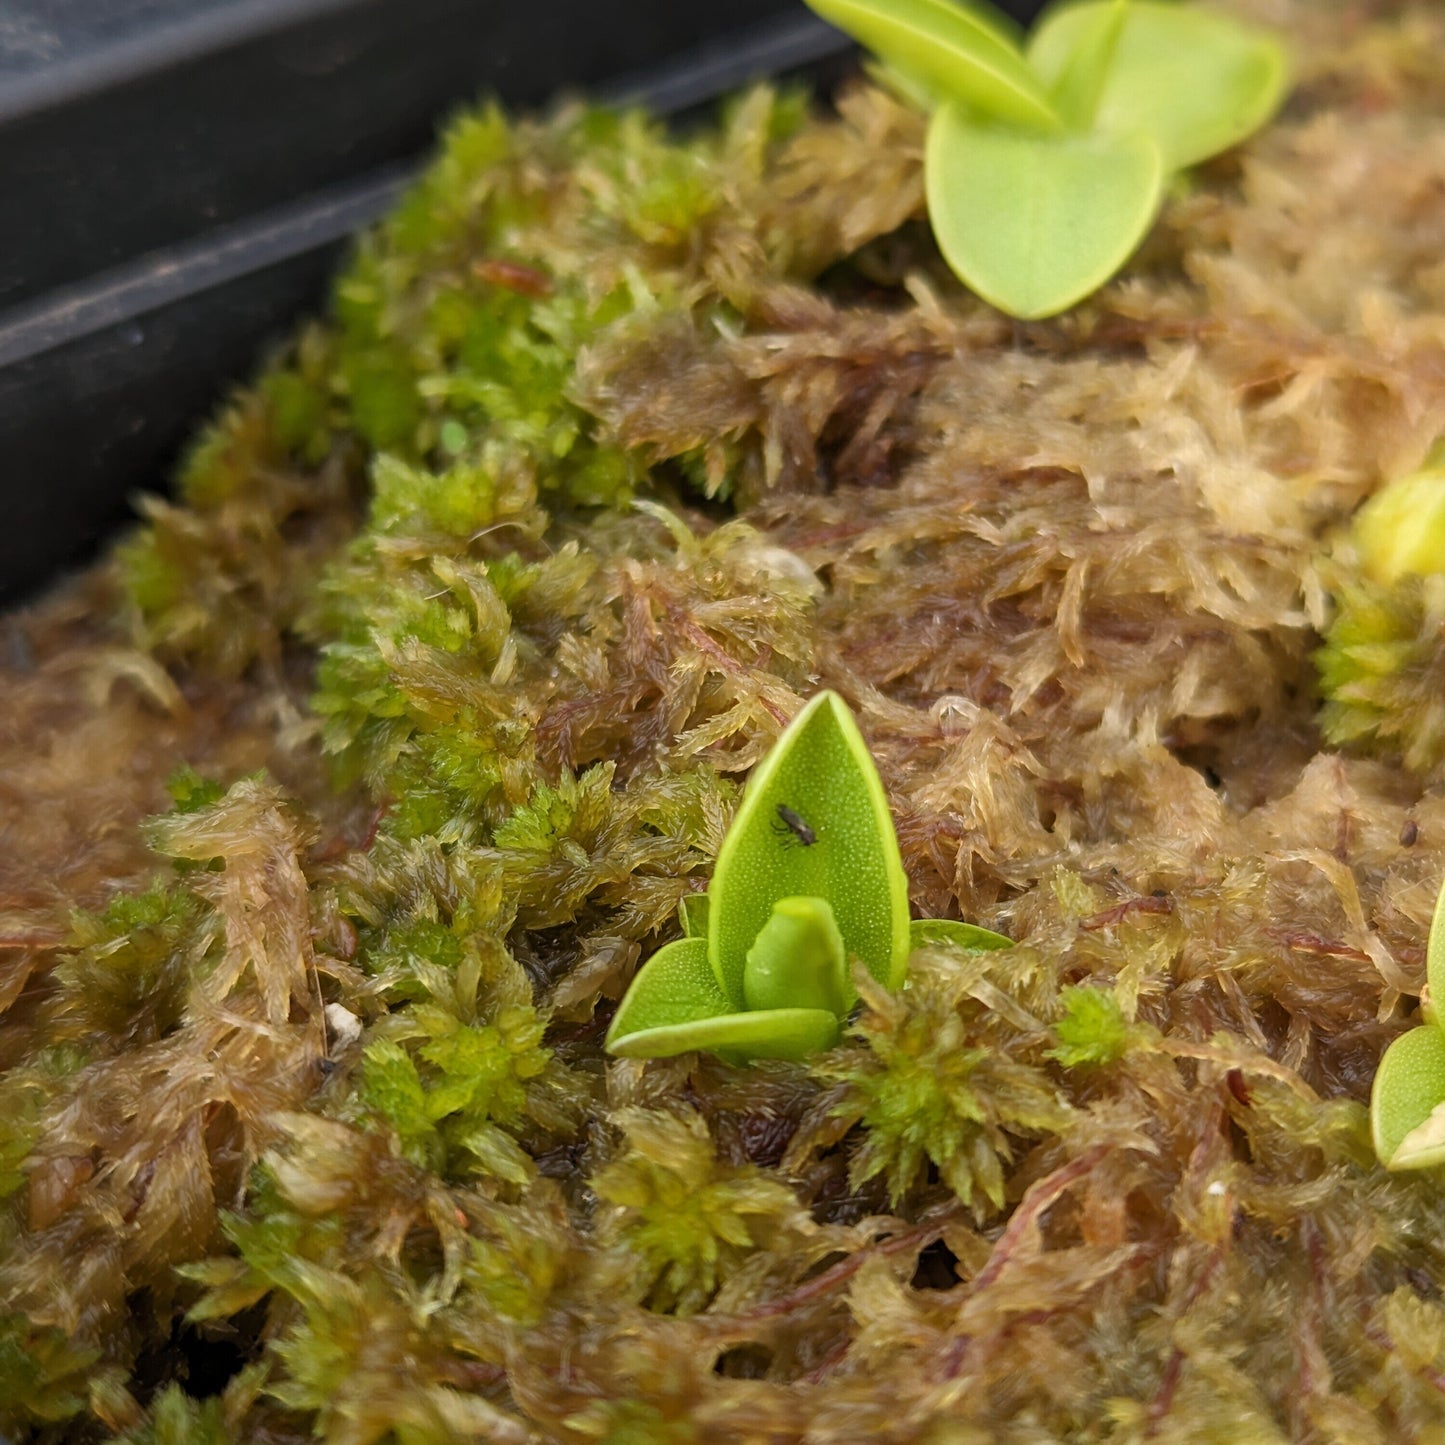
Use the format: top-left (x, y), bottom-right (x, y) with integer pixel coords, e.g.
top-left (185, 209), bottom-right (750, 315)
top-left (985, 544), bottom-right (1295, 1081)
top-left (605, 692), bottom-right (1009, 1062)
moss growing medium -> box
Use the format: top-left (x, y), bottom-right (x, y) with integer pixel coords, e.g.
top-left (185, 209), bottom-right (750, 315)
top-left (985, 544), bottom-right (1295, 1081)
top-left (5, 0), bottom-right (1445, 1438)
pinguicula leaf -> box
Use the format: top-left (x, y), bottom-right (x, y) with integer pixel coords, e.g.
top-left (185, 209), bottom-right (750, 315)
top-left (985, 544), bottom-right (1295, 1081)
top-left (925, 103), bottom-right (1163, 319)
top-left (709, 692), bottom-right (912, 1008)
top-left (804, 0), bottom-right (1061, 133)
top-left (909, 917), bottom-right (1014, 951)
top-left (605, 938), bottom-right (733, 1055)
top-left (612, 1006), bottom-right (843, 1062)
top-left (1043, 0), bottom-right (1127, 130)
top-left (1427, 873), bottom-right (1445, 1017)
top-left (604, 932), bottom-right (843, 1062)
top-left (743, 896), bottom-right (852, 1015)
top-left (1026, 0), bottom-right (1290, 171)
top-left (1371, 1025), bottom-right (1445, 1170)
top-left (678, 892), bottom-right (710, 940)
top-left (607, 692), bottom-right (1008, 1066)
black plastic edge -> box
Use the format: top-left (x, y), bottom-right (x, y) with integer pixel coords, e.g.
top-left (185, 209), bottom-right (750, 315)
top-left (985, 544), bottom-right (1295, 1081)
top-left (0, 12), bottom-right (848, 372)
top-left (0, 12), bottom-right (853, 604)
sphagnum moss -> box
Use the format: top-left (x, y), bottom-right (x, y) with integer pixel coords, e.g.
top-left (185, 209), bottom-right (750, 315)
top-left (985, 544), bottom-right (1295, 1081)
top-left (6, 1), bottom-right (1445, 1439)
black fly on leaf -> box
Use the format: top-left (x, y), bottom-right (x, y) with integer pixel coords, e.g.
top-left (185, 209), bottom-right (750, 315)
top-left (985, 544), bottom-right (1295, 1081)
top-left (773, 804), bottom-right (817, 847)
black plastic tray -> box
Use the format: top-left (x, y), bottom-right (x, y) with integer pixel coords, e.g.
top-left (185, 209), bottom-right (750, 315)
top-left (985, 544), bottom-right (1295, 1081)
top-left (0, 0), bottom-right (1039, 605)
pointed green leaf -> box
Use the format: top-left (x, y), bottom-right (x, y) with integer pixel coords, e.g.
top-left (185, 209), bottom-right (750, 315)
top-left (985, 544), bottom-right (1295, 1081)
top-left (678, 892), bottom-right (711, 940)
top-left (1427, 873), bottom-right (1445, 1025)
top-left (926, 102), bottom-right (1163, 319)
top-left (609, 1007), bottom-right (842, 1062)
top-left (710, 692), bottom-right (911, 1007)
top-left (910, 918), bottom-right (1014, 951)
top-left (606, 937), bottom-right (843, 1061)
top-left (1044, 0), bottom-right (1127, 130)
top-left (606, 938), bottom-right (731, 1052)
top-left (1371, 1025), bottom-right (1445, 1170)
top-left (1394, 1103), bottom-right (1445, 1173)
top-left (743, 896), bottom-right (852, 1016)
top-left (804, 0), bottom-right (1061, 132)
top-left (1027, 1), bottom-right (1290, 171)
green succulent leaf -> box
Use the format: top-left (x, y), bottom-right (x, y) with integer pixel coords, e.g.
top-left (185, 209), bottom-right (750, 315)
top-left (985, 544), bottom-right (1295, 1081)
top-left (694, 1008), bottom-right (842, 1060)
top-left (909, 917), bottom-right (1014, 951)
top-left (1043, 0), bottom-right (1127, 130)
top-left (1427, 872), bottom-right (1445, 1025)
top-left (925, 102), bottom-right (1163, 319)
top-left (612, 1006), bottom-right (842, 1062)
top-left (606, 937), bottom-right (843, 1061)
top-left (743, 896), bottom-right (852, 1015)
top-left (804, 0), bottom-right (1061, 132)
top-left (709, 692), bottom-right (912, 1008)
top-left (1027, 0), bottom-right (1290, 171)
top-left (606, 938), bottom-right (732, 1052)
top-left (1372, 1025), bottom-right (1445, 1170)
top-left (678, 892), bottom-right (711, 940)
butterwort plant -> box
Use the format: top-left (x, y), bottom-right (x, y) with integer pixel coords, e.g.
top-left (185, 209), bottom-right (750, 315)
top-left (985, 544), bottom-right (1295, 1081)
top-left (606, 691), bottom-right (1009, 1062)
top-left (803, 0), bottom-right (1289, 318)
top-left (1372, 873), bottom-right (1445, 1170)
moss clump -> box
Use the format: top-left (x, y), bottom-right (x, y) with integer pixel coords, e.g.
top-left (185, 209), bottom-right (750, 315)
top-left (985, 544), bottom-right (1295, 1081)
top-left (1317, 567), bottom-right (1445, 777)
top-left (593, 1107), bottom-right (812, 1315)
top-left (1048, 985), bottom-right (1133, 1069)
top-left (1315, 456), bottom-right (1445, 776)
top-left (6, 0), bottom-right (1445, 1437)
top-left (0, 1314), bottom-right (101, 1435)
top-left (811, 951), bottom-right (1072, 1213)
top-left (353, 998), bottom-right (565, 1186)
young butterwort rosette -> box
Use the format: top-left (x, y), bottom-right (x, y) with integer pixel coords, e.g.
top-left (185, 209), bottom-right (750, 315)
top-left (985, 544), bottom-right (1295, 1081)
top-left (803, 0), bottom-right (1289, 319)
top-left (1372, 874), bottom-right (1445, 1170)
top-left (606, 691), bottom-right (1010, 1062)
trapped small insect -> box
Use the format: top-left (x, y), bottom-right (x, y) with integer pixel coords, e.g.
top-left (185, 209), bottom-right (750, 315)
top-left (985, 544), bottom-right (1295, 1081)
top-left (773, 804), bottom-right (817, 847)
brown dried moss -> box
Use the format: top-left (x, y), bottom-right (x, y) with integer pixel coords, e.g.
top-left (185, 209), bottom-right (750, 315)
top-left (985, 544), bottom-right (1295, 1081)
top-left (5, 1), bottom-right (1445, 1439)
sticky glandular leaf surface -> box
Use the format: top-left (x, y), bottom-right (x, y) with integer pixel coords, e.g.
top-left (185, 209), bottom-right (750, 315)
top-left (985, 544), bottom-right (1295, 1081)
top-left (709, 692), bottom-right (911, 1008)
top-left (605, 935), bottom-right (844, 1061)
top-left (926, 103), bottom-right (1163, 319)
top-left (1371, 1025), bottom-right (1445, 1170)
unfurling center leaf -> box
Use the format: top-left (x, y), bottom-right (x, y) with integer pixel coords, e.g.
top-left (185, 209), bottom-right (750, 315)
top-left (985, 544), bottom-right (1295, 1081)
top-left (605, 691), bottom-right (1010, 1063)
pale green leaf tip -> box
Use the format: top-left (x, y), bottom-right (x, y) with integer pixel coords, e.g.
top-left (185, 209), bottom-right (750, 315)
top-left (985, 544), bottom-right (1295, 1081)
top-left (1364, 867), bottom-right (1445, 1161)
top-left (1369, 874), bottom-right (1445, 1169)
top-left (608, 1008), bottom-right (841, 1062)
top-left (1388, 1102), bottom-right (1445, 1172)
top-left (678, 892), bottom-right (710, 940)
top-left (1430, 870), bottom-right (1445, 1010)
top-left (1045, 0), bottom-right (1128, 130)
top-left (1371, 1023), bottom-right (1445, 1171)
top-left (910, 917), bottom-right (1013, 951)
top-left (801, 0), bottom-right (1062, 133)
